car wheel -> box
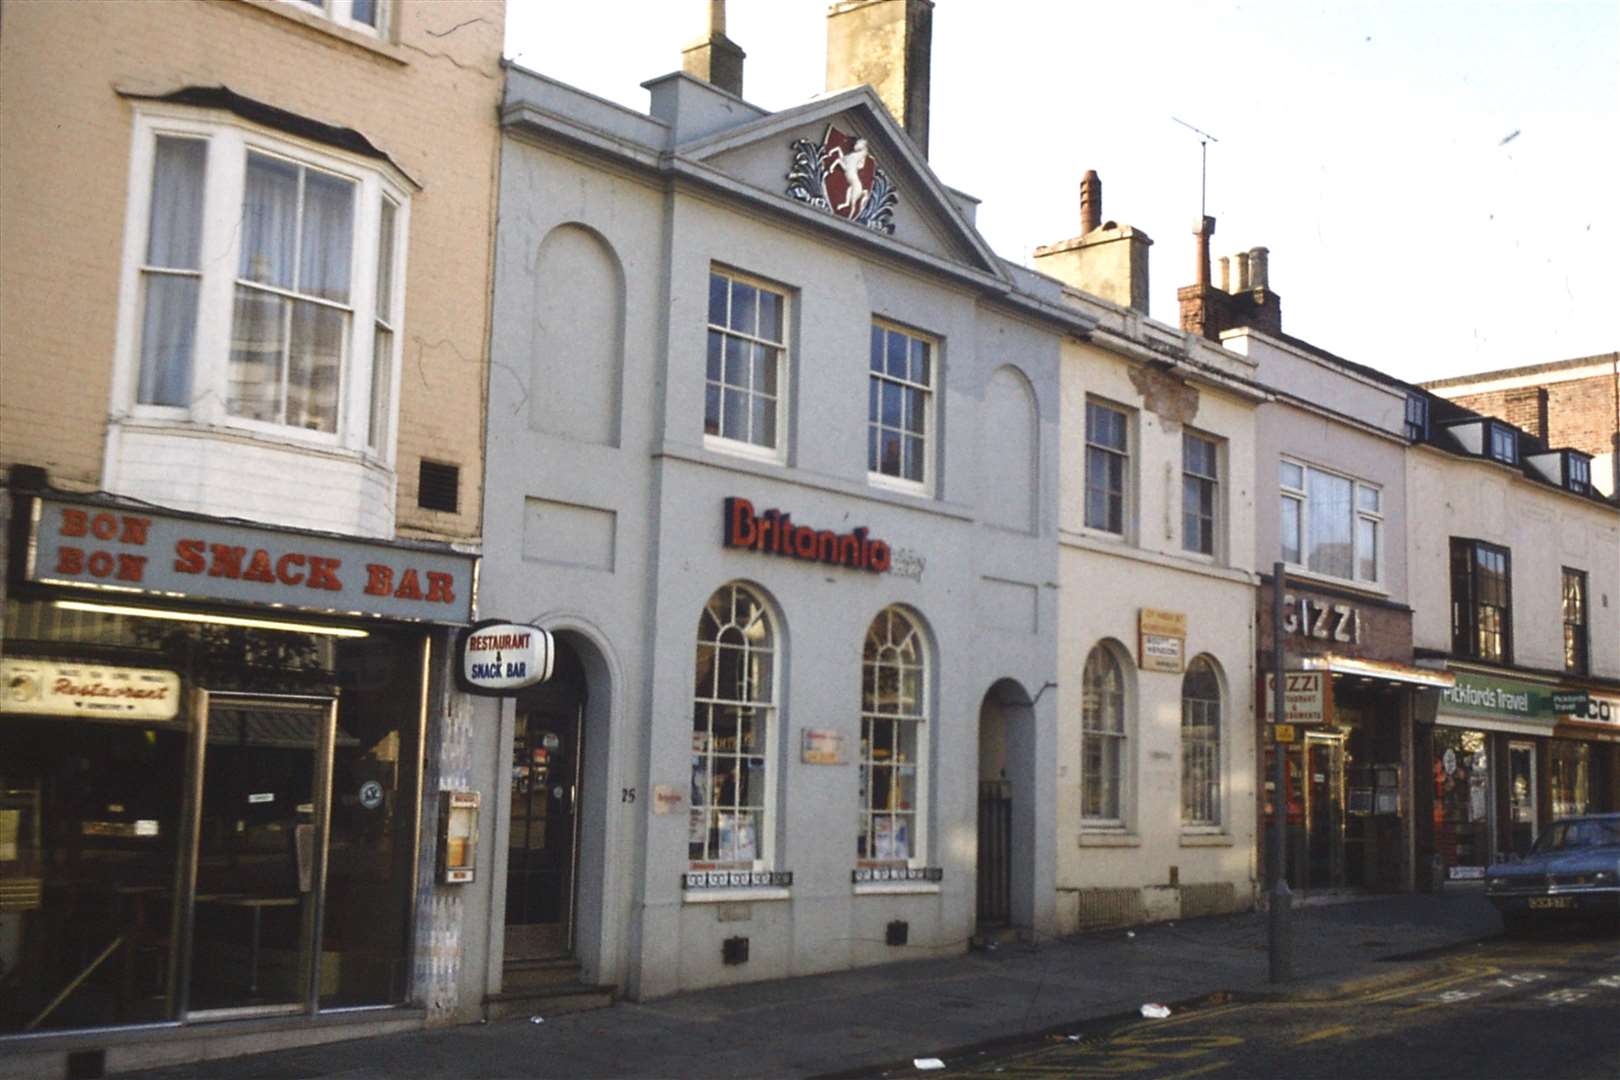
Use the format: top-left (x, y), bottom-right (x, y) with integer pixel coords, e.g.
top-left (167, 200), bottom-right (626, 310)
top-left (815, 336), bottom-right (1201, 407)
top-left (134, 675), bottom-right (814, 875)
top-left (1502, 912), bottom-right (1533, 939)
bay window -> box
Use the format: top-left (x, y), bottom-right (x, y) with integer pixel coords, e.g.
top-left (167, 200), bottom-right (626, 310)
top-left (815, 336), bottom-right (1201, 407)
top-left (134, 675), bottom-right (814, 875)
top-left (119, 110), bottom-right (407, 460)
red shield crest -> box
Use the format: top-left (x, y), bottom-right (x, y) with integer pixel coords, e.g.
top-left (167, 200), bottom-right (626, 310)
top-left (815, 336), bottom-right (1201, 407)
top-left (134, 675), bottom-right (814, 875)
top-left (817, 126), bottom-right (877, 222)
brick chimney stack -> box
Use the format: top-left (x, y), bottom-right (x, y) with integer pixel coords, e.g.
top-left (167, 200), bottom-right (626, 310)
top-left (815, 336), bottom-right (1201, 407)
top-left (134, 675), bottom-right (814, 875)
top-left (826, 0), bottom-right (934, 156)
top-left (682, 0), bottom-right (746, 98)
top-left (1179, 226), bottom-right (1283, 341)
top-left (1079, 170), bottom-right (1102, 236)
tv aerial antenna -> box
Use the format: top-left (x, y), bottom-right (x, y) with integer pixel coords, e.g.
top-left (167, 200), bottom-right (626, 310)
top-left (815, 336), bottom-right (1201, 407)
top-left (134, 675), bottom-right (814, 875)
top-left (1172, 116), bottom-right (1220, 219)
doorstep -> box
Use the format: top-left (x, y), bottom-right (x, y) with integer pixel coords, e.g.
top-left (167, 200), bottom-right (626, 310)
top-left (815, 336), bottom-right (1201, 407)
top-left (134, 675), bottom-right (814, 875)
top-left (0, 1005), bottom-right (426, 1080)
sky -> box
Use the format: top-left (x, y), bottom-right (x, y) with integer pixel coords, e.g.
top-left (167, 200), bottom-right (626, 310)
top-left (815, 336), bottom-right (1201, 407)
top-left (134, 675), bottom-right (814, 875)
top-left (504, 1), bottom-right (1618, 384)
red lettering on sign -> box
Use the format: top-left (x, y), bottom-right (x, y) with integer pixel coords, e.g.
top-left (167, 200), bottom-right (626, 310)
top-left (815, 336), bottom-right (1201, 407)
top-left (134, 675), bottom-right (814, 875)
top-left (725, 498), bottom-right (758, 549)
top-left (117, 554), bottom-right (147, 582)
top-left (87, 551), bottom-right (115, 578)
top-left (306, 557), bottom-right (342, 591)
top-left (56, 546), bottom-right (84, 574)
top-left (275, 553), bottom-right (305, 585)
top-left (91, 513), bottom-right (119, 541)
top-left (242, 549), bottom-right (275, 583)
top-left (208, 545), bottom-right (245, 579)
top-left (60, 509), bottom-right (88, 537)
top-left (869, 540), bottom-right (891, 573)
top-left (121, 516), bottom-right (151, 546)
top-left (364, 564), bottom-right (393, 597)
top-left (393, 568), bottom-right (423, 601)
top-left (174, 539), bottom-right (206, 575)
top-left (425, 572), bottom-right (455, 604)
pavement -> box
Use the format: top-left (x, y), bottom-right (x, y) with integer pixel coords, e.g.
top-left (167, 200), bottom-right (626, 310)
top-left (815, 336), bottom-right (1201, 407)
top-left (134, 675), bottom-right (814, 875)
top-left (127, 890), bottom-right (1507, 1080)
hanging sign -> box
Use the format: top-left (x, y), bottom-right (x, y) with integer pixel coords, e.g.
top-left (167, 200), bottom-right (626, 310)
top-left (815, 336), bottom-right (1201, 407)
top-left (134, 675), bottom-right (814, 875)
top-left (1, 658), bottom-right (181, 722)
top-left (454, 620), bottom-right (554, 696)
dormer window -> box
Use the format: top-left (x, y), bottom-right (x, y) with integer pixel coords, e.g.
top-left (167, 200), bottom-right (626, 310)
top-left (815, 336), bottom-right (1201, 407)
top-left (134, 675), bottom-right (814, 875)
top-left (1404, 393), bottom-right (1429, 442)
top-left (1568, 454), bottom-right (1591, 495)
top-left (1488, 422), bottom-right (1518, 465)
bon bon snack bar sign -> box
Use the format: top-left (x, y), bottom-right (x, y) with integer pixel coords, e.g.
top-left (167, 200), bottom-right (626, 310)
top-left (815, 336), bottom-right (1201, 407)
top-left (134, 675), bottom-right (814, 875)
top-left (28, 497), bottom-right (475, 625)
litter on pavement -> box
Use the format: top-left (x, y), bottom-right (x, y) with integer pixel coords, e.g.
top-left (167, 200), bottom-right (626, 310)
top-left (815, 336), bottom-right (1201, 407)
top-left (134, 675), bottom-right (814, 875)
top-left (913, 1057), bottom-right (946, 1070)
top-left (529, 1015), bottom-right (545, 1024)
top-left (1139, 1003), bottom-right (1172, 1019)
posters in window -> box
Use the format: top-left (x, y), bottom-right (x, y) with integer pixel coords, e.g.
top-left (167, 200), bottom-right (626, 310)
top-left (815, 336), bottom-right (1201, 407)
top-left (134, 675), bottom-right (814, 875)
top-left (718, 812), bottom-right (756, 863)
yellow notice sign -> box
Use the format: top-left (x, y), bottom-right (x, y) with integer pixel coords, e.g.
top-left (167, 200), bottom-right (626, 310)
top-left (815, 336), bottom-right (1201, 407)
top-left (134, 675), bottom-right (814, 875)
top-left (1138, 608), bottom-right (1188, 674)
top-left (1274, 724), bottom-right (1297, 743)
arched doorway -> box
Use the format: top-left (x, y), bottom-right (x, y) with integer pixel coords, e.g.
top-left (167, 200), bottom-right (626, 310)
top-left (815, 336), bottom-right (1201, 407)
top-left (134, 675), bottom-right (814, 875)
top-left (978, 679), bottom-right (1035, 930)
top-left (505, 637), bottom-right (588, 961)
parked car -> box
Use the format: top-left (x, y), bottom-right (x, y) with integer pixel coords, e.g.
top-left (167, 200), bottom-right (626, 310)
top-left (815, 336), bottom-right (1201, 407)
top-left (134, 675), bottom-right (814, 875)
top-left (1484, 813), bottom-right (1620, 935)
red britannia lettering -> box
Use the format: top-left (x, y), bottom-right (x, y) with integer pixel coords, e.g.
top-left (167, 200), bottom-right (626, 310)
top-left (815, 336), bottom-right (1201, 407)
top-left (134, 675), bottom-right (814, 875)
top-left (60, 508), bottom-right (88, 537)
top-left (364, 563), bottom-right (393, 596)
top-left (393, 568), bottom-right (424, 601)
top-left (725, 498), bottom-right (758, 549)
top-left (173, 539), bottom-right (206, 574)
top-left (794, 525), bottom-right (817, 559)
top-left (56, 546), bottom-right (85, 574)
top-left (306, 557), bottom-right (342, 591)
top-left (425, 572), bottom-right (455, 604)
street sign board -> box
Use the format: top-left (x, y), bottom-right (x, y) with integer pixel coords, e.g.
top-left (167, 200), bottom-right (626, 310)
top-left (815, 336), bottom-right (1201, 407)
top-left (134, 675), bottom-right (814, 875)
top-left (1264, 671), bottom-right (1330, 725)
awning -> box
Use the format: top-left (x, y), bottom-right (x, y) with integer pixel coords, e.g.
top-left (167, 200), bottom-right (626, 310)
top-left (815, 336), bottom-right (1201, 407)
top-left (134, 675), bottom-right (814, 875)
top-left (1296, 654), bottom-right (1455, 688)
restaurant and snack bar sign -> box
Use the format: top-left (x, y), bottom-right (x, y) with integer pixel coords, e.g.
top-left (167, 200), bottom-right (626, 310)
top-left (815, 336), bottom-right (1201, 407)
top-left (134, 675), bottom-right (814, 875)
top-left (28, 497), bottom-right (475, 624)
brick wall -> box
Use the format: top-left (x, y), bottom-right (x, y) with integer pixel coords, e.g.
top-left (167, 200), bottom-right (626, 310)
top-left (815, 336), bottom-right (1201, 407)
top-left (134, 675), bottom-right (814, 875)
top-left (0, 0), bottom-right (503, 543)
top-left (1447, 371), bottom-right (1619, 460)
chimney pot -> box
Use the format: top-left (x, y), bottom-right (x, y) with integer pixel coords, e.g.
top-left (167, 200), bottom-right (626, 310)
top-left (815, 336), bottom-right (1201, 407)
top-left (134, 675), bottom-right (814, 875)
top-left (1079, 170), bottom-right (1102, 235)
top-left (682, 0), bottom-right (745, 97)
top-left (826, 0), bottom-right (934, 156)
top-left (1248, 246), bottom-right (1269, 291)
top-left (1218, 255), bottom-right (1230, 292)
top-left (1232, 251), bottom-right (1250, 292)
top-left (1193, 215), bottom-right (1215, 290)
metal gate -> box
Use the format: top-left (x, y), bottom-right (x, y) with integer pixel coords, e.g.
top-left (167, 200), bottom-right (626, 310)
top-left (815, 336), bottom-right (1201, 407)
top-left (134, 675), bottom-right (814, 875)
top-left (977, 780), bottom-right (1012, 926)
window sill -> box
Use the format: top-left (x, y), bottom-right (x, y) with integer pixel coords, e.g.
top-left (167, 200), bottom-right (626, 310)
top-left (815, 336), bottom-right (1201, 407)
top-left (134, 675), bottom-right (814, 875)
top-left (1278, 564), bottom-right (1389, 599)
top-left (1078, 831), bottom-right (1141, 848)
top-left (867, 472), bottom-right (933, 500)
top-left (1179, 832), bottom-right (1234, 847)
top-left (238, 0), bottom-right (410, 65)
top-left (682, 887), bottom-right (791, 904)
top-left (703, 433), bottom-right (786, 467)
top-left (853, 882), bottom-right (941, 896)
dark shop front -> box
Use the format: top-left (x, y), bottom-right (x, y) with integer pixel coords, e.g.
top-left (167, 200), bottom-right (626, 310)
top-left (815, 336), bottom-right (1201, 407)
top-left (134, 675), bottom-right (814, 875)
top-left (1, 491), bottom-right (474, 1038)
top-left (1258, 578), bottom-right (1451, 895)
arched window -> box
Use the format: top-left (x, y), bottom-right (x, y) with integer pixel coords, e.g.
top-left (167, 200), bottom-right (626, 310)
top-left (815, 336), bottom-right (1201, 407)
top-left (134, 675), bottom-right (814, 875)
top-left (691, 584), bottom-right (776, 868)
top-left (1181, 657), bottom-right (1222, 827)
top-left (859, 608), bottom-right (927, 863)
top-left (1081, 644), bottom-right (1127, 822)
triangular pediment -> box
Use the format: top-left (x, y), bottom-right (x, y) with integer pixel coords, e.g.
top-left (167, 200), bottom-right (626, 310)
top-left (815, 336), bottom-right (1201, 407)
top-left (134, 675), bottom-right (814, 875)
top-left (678, 88), bottom-right (1008, 283)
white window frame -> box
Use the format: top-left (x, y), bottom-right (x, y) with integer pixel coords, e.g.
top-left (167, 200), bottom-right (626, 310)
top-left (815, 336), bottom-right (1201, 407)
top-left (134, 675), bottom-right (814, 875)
top-left (704, 267), bottom-right (789, 464)
top-left (1179, 656), bottom-right (1223, 830)
top-left (1278, 458), bottom-right (1383, 587)
top-left (111, 108), bottom-right (409, 466)
top-left (1080, 642), bottom-right (1132, 829)
top-left (857, 607), bottom-right (930, 870)
top-left (1084, 399), bottom-right (1132, 538)
top-left (867, 319), bottom-right (936, 497)
top-left (282, 0), bottom-right (390, 38)
top-left (689, 583), bottom-right (779, 873)
top-left (1181, 430), bottom-right (1221, 558)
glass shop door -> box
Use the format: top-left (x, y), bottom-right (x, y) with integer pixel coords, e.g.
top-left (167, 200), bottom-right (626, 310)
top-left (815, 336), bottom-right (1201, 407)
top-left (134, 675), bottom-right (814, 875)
top-left (182, 692), bottom-right (336, 1018)
top-left (1507, 741), bottom-right (1537, 856)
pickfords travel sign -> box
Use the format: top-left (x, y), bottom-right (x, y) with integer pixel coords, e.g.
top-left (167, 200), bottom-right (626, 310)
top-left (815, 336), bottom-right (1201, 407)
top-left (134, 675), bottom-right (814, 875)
top-left (27, 497), bottom-right (475, 625)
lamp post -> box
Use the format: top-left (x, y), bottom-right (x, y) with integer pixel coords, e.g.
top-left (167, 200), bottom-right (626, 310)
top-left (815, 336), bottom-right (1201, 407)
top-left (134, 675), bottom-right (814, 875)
top-left (1269, 561), bottom-right (1293, 982)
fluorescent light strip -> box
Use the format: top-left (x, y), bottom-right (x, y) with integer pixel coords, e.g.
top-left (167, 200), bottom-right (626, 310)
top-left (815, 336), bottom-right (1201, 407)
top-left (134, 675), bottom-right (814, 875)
top-left (53, 600), bottom-right (369, 639)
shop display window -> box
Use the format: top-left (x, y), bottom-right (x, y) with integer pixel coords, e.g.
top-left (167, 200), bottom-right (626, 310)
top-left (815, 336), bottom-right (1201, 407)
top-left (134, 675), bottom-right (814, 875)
top-left (1431, 728), bottom-right (1490, 879)
top-left (1548, 740), bottom-right (1591, 820)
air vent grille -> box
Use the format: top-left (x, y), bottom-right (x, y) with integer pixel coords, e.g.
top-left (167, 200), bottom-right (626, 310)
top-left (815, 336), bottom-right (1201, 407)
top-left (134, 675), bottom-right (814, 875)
top-left (418, 461), bottom-right (460, 513)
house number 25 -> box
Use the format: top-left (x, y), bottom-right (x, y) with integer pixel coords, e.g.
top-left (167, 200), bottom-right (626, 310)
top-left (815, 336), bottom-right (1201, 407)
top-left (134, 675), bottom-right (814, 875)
top-left (621, 787), bottom-right (636, 803)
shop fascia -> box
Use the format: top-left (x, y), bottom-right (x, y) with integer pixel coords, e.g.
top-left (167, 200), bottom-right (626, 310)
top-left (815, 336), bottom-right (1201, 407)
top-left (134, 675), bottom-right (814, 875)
top-left (1436, 669), bottom-right (1563, 734)
top-left (19, 494), bottom-right (477, 627)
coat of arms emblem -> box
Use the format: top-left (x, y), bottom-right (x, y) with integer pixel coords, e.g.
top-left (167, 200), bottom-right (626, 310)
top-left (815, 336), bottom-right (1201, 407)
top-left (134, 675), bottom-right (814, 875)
top-left (785, 125), bottom-right (898, 235)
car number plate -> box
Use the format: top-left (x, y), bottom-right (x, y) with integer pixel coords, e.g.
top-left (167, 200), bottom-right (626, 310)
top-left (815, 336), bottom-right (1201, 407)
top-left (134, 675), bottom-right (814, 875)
top-left (1528, 897), bottom-right (1573, 910)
